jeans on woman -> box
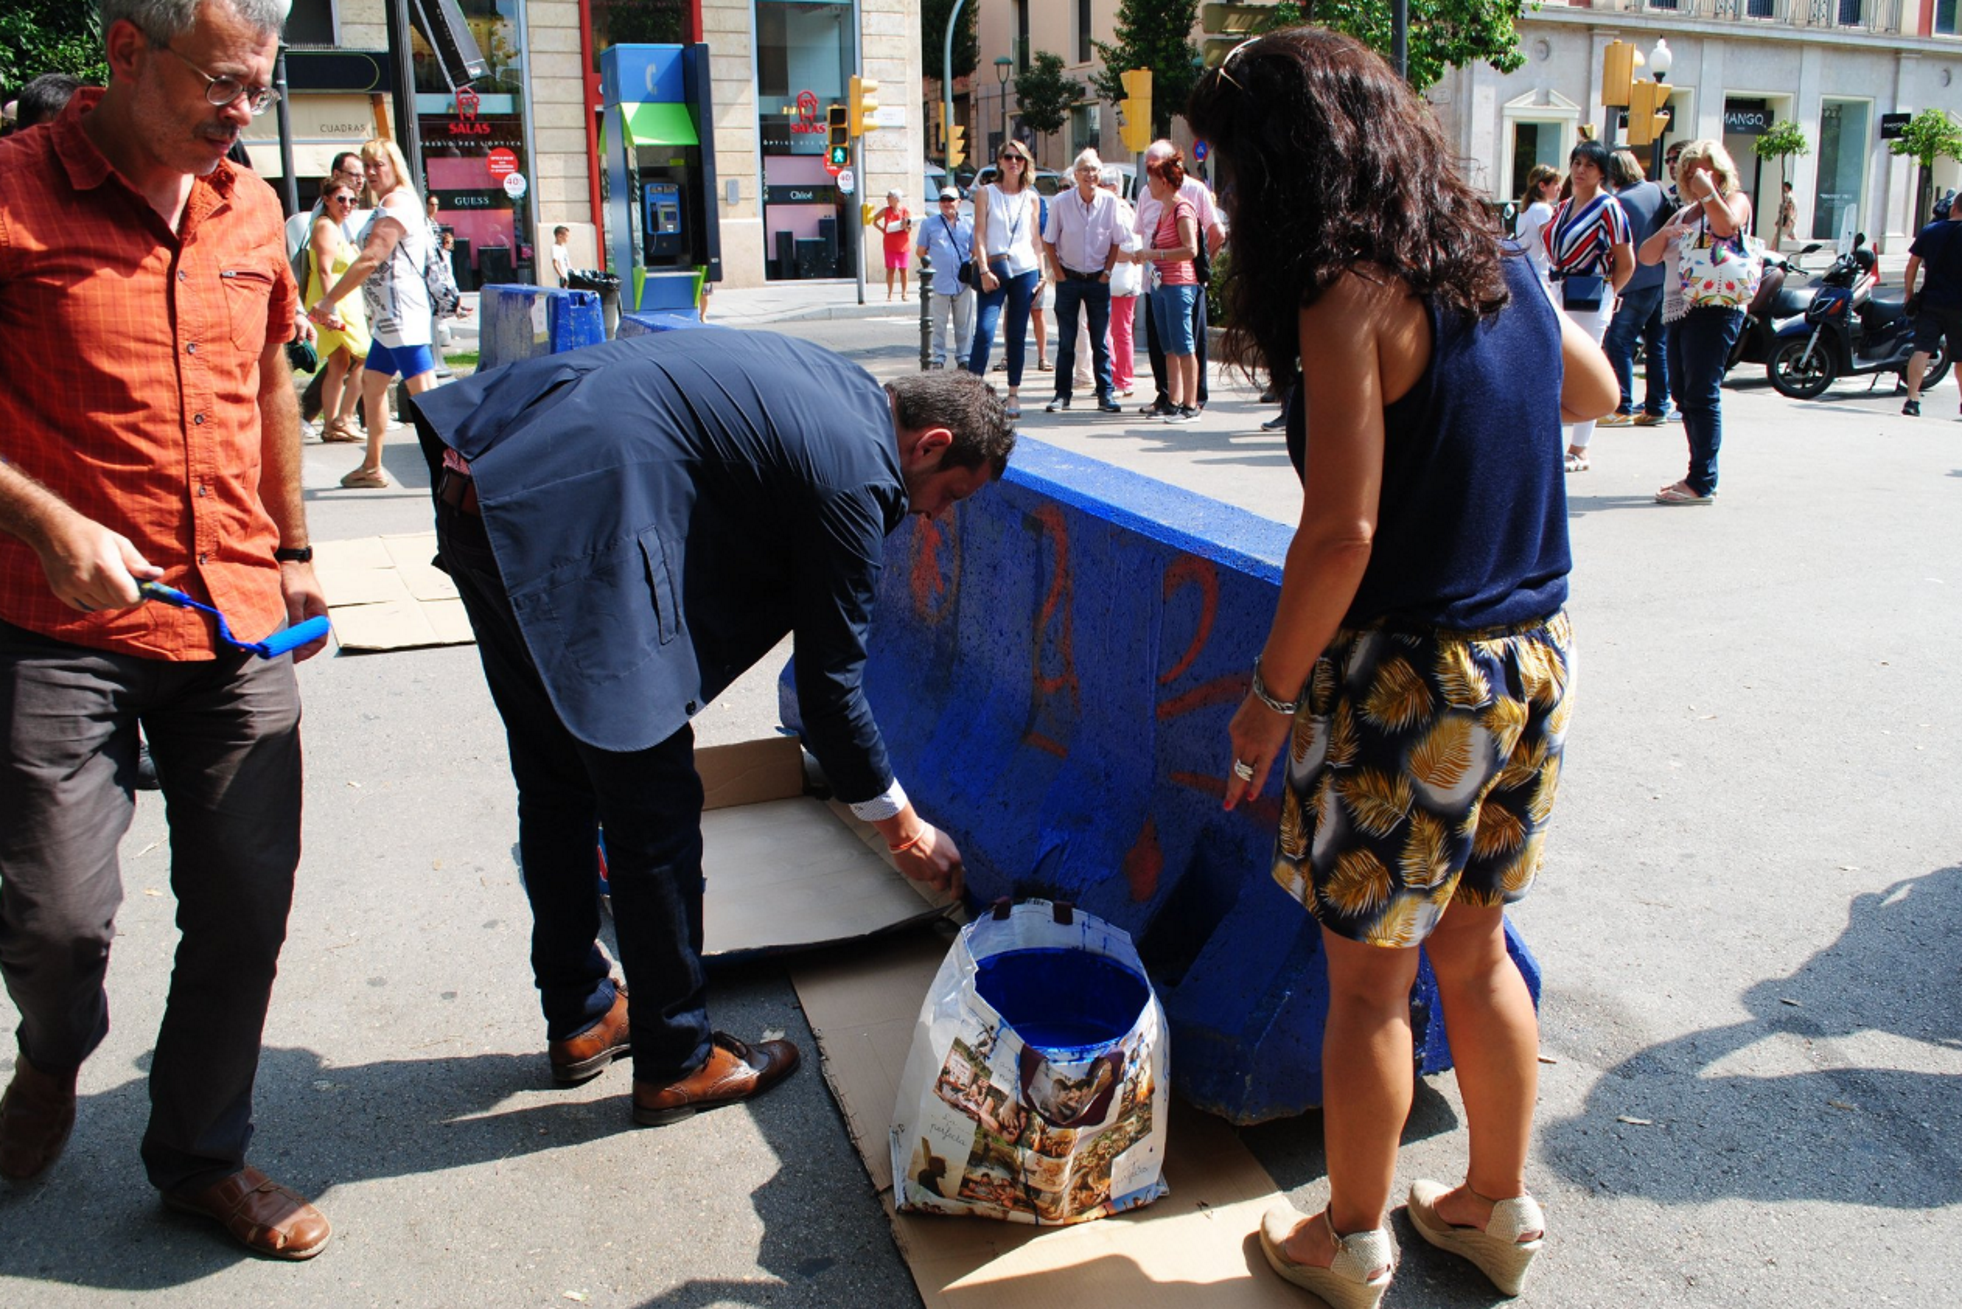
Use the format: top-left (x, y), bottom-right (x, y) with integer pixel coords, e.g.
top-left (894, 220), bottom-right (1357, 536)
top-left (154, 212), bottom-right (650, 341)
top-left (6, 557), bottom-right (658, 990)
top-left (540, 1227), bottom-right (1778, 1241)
top-left (1664, 306), bottom-right (1746, 496)
top-left (968, 262), bottom-right (1039, 385)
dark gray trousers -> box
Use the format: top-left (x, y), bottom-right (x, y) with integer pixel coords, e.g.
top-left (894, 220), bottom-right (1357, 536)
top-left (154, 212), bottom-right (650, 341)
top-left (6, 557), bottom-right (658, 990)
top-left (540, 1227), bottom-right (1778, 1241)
top-left (0, 619), bottom-right (302, 1193)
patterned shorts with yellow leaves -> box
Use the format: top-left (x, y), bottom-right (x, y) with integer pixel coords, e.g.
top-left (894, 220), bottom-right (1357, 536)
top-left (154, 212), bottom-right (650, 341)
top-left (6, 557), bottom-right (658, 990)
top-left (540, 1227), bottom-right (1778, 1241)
top-left (1270, 611), bottom-right (1573, 948)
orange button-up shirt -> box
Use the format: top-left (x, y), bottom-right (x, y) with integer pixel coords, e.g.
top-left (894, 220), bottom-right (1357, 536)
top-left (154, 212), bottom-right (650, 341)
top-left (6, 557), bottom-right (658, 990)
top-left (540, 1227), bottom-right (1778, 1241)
top-left (0, 89), bottom-right (296, 660)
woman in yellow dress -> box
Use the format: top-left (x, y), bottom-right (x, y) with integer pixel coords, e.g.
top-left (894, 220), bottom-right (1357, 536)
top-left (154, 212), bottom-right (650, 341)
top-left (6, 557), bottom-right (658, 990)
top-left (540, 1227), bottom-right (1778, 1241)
top-left (308, 183), bottom-right (370, 442)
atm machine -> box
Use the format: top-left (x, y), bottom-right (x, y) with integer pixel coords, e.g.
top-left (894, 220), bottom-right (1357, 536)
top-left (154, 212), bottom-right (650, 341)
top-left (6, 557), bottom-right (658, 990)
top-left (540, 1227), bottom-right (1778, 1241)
top-left (600, 43), bottom-right (722, 313)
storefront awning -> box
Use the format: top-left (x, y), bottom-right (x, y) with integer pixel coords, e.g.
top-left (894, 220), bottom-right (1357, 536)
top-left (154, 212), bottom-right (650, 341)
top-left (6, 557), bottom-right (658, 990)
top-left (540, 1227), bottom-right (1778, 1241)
top-left (621, 102), bottom-right (699, 148)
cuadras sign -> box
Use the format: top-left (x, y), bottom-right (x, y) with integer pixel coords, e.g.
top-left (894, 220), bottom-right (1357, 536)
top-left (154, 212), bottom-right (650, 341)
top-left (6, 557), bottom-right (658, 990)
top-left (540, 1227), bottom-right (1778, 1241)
top-left (1724, 100), bottom-right (1771, 135)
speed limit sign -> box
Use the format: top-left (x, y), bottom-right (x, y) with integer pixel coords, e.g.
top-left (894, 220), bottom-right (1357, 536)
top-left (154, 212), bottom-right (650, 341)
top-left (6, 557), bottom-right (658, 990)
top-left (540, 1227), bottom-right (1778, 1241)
top-left (837, 167), bottom-right (856, 196)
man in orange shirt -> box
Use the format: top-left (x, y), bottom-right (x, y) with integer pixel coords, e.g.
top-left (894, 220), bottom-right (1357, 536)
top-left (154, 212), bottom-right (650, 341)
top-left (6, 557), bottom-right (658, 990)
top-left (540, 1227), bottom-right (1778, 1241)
top-left (0, 0), bottom-right (330, 1259)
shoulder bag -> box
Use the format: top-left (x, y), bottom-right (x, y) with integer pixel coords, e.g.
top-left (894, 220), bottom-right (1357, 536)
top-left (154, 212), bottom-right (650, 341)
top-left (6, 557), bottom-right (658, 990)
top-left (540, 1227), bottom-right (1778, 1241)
top-left (1680, 215), bottom-right (1764, 311)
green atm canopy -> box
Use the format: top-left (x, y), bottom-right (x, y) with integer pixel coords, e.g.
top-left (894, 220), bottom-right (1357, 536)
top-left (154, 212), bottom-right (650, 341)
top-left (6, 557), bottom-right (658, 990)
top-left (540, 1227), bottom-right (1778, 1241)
top-left (621, 102), bottom-right (698, 148)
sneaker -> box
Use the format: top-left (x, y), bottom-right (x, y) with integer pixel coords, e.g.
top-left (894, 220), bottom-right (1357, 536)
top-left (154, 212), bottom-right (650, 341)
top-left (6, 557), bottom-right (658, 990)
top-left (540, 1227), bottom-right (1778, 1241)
top-left (1045, 397), bottom-right (1070, 413)
top-left (1140, 398), bottom-right (1173, 416)
top-left (1631, 411), bottom-right (1667, 426)
top-left (1162, 406), bottom-right (1199, 424)
top-left (1599, 412), bottom-right (1637, 427)
top-left (1261, 412), bottom-right (1288, 432)
top-left (1903, 399), bottom-right (1921, 417)
top-left (1096, 397), bottom-right (1123, 413)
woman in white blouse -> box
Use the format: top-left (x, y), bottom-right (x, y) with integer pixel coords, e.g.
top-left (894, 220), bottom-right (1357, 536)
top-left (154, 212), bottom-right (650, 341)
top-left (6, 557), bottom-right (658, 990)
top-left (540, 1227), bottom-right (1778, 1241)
top-left (1514, 164), bottom-right (1561, 295)
top-left (967, 139), bottom-right (1043, 419)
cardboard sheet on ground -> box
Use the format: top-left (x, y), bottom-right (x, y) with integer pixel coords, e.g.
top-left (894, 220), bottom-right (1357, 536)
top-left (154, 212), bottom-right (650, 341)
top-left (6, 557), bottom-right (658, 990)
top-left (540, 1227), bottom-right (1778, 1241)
top-left (791, 932), bottom-right (1300, 1306)
top-left (697, 739), bottom-right (954, 957)
top-left (313, 533), bottom-right (473, 651)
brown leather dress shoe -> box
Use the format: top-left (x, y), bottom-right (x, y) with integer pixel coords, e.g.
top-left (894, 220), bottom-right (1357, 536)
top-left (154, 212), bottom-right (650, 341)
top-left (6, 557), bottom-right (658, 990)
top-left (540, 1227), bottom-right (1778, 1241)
top-left (548, 986), bottom-right (631, 1085)
top-left (0, 1054), bottom-right (78, 1183)
top-left (164, 1165), bottom-right (331, 1260)
top-left (632, 1032), bottom-right (801, 1126)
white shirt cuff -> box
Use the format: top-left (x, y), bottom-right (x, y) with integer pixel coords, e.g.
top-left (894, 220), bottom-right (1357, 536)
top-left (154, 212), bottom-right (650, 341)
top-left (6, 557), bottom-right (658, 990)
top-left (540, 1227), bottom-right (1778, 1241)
top-left (848, 778), bottom-right (909, 823)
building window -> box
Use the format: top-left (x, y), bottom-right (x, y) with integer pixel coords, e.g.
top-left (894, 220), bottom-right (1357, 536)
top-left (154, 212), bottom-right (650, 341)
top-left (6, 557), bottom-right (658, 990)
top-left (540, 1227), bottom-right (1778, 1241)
top-left (1812, 98), bottom-right (1870, 241)
top-left (285, 0), bottom-right (337, 47)
top-left (1070, 103), bottom-right (1097, 157)
top-left (591, 0), bottom-right (688, 68)
top-left (1016, 0), bottom-right (1031, 71)
top-left (1835, 0), bottom-right (1863, 25)
top-left (1509, 120), bottom-right (1567, 203)
top-left (1077, 0), bottom-right (1093, 64)
top-left (1937, 0), bottom-right (1958, 33)
top-left (1745, 0), bottom-right (1774, 16)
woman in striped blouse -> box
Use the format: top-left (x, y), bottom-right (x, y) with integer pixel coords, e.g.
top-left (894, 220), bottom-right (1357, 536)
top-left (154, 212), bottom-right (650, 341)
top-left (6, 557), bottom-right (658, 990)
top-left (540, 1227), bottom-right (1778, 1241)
top-left (1542, 140), bottom-right (1633, 472)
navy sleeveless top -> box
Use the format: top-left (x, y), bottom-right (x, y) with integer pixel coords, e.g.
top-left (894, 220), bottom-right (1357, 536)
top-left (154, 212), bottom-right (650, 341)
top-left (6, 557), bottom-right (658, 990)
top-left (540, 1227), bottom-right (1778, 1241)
top-left (1286, 250), bottom-right (1570, 631)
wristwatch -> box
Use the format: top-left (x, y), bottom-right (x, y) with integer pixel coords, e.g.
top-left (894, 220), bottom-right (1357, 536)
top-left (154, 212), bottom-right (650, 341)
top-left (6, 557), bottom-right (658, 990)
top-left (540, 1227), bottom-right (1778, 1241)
top-left (274, 546), bottom-right (314, 564)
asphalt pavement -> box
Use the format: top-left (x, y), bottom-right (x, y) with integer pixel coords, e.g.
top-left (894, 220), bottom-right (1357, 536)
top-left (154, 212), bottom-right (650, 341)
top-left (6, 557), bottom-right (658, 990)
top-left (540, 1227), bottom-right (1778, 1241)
top-left (2, 302), bottom-right (1957, 1308)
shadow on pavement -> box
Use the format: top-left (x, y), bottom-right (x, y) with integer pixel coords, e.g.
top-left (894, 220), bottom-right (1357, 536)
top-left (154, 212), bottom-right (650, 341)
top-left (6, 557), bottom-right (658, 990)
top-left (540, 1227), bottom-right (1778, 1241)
top-left (1540, 864), bottom-right (1962, 1209)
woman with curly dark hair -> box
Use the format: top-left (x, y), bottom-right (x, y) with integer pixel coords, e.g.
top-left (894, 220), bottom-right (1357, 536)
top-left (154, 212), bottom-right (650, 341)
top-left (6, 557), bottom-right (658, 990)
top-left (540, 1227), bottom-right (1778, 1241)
top-left (1191, 29), bottom-right (1614, 1308)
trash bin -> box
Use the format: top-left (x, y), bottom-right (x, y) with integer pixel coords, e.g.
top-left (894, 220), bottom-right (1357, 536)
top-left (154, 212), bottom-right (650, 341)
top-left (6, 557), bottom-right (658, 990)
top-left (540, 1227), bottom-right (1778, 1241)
top-left (567, 270), bottom-right (623, 339)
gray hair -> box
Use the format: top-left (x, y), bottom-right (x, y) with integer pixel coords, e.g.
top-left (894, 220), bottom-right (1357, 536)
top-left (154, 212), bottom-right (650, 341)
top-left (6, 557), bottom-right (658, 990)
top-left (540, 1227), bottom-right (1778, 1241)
top-left (101, 0), bottom-right (288, 44)
top-left (1072, 147), bottom-right (1103, 173)
top-left (1144, 139), bottom-right (1175, 163)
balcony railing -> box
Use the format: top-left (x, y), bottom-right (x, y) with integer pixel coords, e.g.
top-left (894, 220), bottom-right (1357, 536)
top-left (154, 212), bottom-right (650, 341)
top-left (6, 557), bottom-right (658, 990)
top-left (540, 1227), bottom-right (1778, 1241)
top-left (1583, 0), bottom-right (1907, 35)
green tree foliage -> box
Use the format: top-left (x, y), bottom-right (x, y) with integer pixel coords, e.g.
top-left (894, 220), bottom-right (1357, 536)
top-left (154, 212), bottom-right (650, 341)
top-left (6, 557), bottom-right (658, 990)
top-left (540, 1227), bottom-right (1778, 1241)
top-left (1014, 51), bottom-right (1085, 144)
top-left (1293, 0), bottom-right (1524, 92)
top-left (922, 0), bottom-right (980, 85)
top-left (1752, 119), bottom-right (1810, 197)
top-left (1093, 0), bottom-right (1523, 136)
top-left (1887, 108), bottom-right (1962, 172)
top-left (1090, 0), bottom-right (1202, 139)
top-left (1, 1), bottom-right (108, 94)
top-left (1886, 109), bottom-right (1962, 225)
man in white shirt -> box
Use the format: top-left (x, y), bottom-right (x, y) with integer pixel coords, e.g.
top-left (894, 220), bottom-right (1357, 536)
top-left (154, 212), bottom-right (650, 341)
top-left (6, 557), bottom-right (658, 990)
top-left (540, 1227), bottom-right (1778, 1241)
top-left (916, 188), bottom-right (976, 368)
top-left (551, 225), bottom-right (573, 288)
top-left (1133, 139), bottom-right (1226, 414)
top-left (1042, 149), bottom-right (1126, 413)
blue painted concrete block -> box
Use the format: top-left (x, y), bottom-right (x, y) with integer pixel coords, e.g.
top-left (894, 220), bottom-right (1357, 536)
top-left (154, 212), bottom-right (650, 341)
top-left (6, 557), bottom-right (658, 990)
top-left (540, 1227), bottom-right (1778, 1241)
top-left (616, 311), bottom-right (714, 338)
top-left (478, 285), bottom-right (606, 372)
top-left (780, 438), bottom-right (1542, 1124)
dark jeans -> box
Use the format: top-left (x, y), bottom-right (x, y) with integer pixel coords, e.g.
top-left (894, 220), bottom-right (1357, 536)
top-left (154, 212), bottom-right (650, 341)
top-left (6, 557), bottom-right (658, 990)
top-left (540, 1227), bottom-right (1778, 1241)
top-left (968, 263), bottom-right (1039, 386)
top-left (1145, 276), bottom-right (1209, 406)
top-left (1051, 274), bottom-right (1113, 401)
top-left (434, 498), bottom-right (712, 1084)
top-left (0, 619), bottom-right (301, 1194)
top-left (1605, 283), bottom-right (1671, 416)
top-left (1665, 307), bottom-right (1745, 496)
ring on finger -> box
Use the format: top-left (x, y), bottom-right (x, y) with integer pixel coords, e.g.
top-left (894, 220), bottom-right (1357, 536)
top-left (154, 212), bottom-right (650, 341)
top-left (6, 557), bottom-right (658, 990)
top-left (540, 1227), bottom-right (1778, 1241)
top-left (1231, 758), bottom-right (1255, 781)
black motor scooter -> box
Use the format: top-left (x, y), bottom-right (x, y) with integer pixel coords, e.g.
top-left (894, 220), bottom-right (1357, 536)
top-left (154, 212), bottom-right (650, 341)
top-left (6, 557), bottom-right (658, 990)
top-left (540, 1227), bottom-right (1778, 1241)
top-left (1768, 243), bottom-right (1952, 399)
top-left (1725, 243), bottom-right (1822, 376)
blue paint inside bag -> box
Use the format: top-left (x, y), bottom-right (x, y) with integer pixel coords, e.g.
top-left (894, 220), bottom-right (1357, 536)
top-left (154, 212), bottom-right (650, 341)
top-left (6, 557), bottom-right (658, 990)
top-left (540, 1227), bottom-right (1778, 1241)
top-left (973, 947), bottom-right (1152, 1060)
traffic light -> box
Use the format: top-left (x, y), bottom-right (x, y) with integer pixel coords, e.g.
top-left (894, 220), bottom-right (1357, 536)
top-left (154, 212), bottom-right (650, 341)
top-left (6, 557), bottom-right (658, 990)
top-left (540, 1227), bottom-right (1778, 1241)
top-left (1600, 40), bottom-right (1636, 109)
top-left (1117, 68), bottom-right (1153, 155)
top-left (1627, 81), bottom-right (1671, 148)
top-left (849, 75), bottom-right (880, 136)
top-left (947, 123), bottom-right (967, 170)
top-left (827, 103), bottom-right (849, 150)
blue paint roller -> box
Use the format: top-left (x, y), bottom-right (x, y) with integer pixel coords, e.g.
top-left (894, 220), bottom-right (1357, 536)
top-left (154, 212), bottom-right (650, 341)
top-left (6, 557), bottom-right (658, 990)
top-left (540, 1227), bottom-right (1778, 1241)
top-left (139, 581), bottom-right (331, 658)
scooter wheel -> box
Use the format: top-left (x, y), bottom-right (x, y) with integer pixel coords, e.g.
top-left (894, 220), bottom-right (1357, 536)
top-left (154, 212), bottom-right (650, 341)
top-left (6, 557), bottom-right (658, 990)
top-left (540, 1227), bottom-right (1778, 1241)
top-left (1769, 336), bottom-right (1838, 399)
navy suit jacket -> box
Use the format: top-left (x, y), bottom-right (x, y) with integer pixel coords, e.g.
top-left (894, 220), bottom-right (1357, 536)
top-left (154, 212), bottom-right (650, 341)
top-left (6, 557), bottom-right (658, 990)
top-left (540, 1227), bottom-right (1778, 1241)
top-left (414, 330), bottom-right (907, 802)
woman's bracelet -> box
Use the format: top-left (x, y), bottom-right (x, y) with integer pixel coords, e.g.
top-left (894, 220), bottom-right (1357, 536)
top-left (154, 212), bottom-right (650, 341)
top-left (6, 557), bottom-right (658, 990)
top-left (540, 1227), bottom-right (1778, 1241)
top-left (888, 828), bottom-right (930, 857)
top-left (1250, 657), bottom-right (1301, 715)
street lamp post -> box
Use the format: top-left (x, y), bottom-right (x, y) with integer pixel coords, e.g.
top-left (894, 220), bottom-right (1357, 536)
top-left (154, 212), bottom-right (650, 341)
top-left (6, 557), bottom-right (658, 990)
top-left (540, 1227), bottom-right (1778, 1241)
top-left (1647, 38), bottom-right (1674, 183)
top-left (995, 55), bottom-right (1013, 157)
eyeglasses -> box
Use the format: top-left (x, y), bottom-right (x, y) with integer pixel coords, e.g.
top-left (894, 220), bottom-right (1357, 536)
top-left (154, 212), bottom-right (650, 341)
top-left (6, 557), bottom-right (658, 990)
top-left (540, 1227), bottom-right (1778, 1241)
top-left (999, 155), bottom-right (1024, 166)
top-left (155, 41), bottom-right (281, 116)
